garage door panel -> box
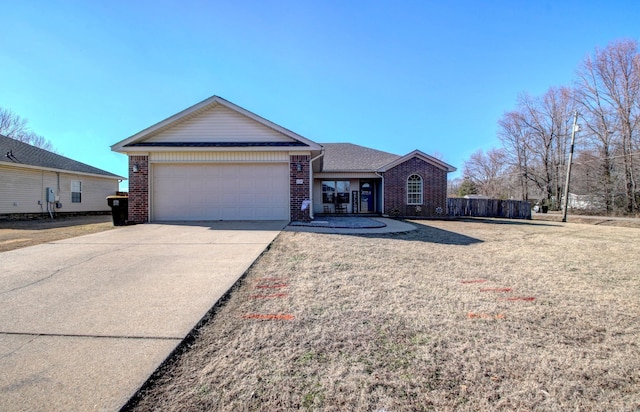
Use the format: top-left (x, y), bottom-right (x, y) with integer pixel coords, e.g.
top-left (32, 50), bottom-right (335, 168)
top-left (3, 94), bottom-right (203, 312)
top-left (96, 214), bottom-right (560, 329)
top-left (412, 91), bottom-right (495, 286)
top-left (153, 163), bottom-right (289, 221)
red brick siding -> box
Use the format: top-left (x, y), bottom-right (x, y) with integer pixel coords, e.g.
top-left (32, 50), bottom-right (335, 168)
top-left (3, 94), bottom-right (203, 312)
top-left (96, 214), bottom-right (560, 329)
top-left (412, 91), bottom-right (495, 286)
top-left (290, 155), bottom-right (311, 222)
top-left (128, 155), bottom-right (149, 223)
top-left (383, 157), bottom-right (448, 217)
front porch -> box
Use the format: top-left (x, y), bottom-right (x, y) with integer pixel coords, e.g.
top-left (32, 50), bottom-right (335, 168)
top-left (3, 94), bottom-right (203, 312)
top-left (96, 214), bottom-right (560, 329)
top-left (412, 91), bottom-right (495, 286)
top-left (312, 178), bottom-right (383, 216)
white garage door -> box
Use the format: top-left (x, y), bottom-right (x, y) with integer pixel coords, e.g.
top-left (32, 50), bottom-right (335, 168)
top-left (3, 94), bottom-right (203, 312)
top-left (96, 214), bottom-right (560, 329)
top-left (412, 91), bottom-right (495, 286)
top-left (152, 163), bottom-right (289, 221)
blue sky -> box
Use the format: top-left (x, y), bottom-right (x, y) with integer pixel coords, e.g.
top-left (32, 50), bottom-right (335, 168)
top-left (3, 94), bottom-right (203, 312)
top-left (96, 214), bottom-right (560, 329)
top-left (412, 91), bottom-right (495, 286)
top-left (3, 1), bottom-right (640, 188)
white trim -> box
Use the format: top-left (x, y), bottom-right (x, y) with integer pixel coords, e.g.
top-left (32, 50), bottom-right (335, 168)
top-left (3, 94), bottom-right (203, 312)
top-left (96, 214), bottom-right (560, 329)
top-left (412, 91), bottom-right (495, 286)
top-left (118, 146), bottom-right (314, 153)
top-left (407, 174), bottom-right (423, 205)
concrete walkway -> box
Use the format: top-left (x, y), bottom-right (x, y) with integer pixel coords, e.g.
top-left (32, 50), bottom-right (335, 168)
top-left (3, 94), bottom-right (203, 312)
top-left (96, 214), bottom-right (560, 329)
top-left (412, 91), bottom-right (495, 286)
top-left (285, 217), bottom-right (417, 234)
top-left (0, 221), bottom-right (286, 411)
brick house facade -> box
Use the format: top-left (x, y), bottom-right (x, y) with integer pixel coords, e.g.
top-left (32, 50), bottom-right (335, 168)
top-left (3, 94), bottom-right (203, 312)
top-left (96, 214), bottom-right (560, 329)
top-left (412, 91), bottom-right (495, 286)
top-left (112, 96), bottom-right (455, 223)
top-left (383, 157), bottom-right (448, 218)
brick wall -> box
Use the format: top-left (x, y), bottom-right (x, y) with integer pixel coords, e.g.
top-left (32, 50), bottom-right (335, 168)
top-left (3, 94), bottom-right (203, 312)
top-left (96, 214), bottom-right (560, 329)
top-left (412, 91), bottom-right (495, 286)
top-left (383, 157), bottom-right (448, 217)
top-left (290, 155), bottom-right (311, 222)
top-left (128, 155), bottom-right (149, 223)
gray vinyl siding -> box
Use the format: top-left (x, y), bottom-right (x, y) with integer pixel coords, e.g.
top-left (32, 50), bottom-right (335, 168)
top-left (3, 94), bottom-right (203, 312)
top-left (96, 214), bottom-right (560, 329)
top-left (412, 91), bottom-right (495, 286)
top-left (0, 164), bottom-right (119, 214)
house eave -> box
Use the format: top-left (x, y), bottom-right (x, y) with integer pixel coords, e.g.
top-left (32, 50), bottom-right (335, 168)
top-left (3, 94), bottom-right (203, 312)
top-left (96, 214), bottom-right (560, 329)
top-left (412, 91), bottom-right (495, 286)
top-left (320, 169), bottom-right (380, 173)
top-left (314, 171), bottom-right (381, 179)
top-left (114, 145), bottom-right (316, 154)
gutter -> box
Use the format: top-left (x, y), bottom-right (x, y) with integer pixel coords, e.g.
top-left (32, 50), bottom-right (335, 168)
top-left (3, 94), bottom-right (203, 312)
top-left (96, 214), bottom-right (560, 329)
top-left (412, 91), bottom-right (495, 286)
top-left (308, 148), bottom-right (325, 220)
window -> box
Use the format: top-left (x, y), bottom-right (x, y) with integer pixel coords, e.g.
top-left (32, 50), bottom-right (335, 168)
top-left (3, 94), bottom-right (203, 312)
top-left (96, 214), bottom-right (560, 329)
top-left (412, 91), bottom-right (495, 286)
top-left (322, 181), bottom-right (335, 204)
top-left (322, 180), bottom-right (350, 204)
top-left (71, 180), bottom-right (82, 203)
top-left (407, 174), bottom-right (422, 205)
top-left (336, 181), bottom-right (350, 204)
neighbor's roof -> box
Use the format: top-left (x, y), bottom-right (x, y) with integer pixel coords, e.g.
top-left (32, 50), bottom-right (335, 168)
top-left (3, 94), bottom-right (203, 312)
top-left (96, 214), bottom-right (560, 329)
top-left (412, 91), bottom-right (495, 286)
top-left (0, 134), bottom-right (123, 179)
top-left (320, 143), bottom-right (400, 171)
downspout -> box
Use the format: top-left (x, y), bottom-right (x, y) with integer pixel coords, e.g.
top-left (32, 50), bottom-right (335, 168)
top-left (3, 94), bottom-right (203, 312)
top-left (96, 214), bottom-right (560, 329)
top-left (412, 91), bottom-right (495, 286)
top-left (375, 171), bottom-right (385, 216)
top-left (309, 149), bottom-right (325, 220)
top-left (40, 171), bottom-right (45, 215)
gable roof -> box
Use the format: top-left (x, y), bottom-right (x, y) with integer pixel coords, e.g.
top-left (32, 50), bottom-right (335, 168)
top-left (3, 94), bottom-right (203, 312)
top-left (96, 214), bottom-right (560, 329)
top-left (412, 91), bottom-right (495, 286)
top-left (111, 96), bottom-right (322, 152)
top-left (0, 134), bottom-right (123, 179)
top-left (377, 149), bottom-right (457, 173)
top-left (320, 143), bottom-right (400, 171)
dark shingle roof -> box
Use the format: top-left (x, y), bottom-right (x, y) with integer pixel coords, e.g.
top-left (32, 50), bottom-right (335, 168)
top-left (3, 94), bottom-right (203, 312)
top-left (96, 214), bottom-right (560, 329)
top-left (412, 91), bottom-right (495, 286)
top-left (125, 141), bottom-right (308, 147)
top-left (320, 143), bottom-right (400, 171)
top-left (0, 134), bottom-right (121, 178)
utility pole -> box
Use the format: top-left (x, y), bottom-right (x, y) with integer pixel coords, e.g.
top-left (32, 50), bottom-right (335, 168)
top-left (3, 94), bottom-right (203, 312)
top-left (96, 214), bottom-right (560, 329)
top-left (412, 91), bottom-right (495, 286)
top-left (562, 111), bottom-right (579, 223)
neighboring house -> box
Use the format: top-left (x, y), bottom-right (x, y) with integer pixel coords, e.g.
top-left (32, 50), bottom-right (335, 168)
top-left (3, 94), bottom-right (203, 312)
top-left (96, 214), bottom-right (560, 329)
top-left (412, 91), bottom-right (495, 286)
top-left (463, 194), bottom-right (490, 199)
top-left (566, 192), bottom-right (604, 210)
top-left (1, 134), bottom-right (124, 218)
top-left (111, 96), bottom-right (455, 223)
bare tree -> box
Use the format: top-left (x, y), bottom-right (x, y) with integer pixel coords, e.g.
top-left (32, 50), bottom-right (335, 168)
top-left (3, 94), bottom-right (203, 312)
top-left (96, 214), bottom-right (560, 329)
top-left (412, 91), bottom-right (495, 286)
top-left (575, 53), bottom-right (618, 212)
top-left (0, 107), bottom-right (54, 151)
top-left (448, 39), bottom-right (640, 215)
top-left (498, 110), bottom-right (533, 200)
top-left (447, 177), bottom-right (462, 197)
top-left (463, 148), bottom-right (509, 198)
top-left (577, 40), bottom-right (640, 213)
top-left (495, 88), bottom-right (576, 206)
top-left (518, 87), bottom-right (576, 208)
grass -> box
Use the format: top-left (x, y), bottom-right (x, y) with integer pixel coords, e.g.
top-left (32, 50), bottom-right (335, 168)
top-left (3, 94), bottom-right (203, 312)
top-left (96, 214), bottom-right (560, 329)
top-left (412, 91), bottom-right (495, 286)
top-left (127, 219), bottom-right (640, 411)
top-left (0, 215), bottom-right (113, 252)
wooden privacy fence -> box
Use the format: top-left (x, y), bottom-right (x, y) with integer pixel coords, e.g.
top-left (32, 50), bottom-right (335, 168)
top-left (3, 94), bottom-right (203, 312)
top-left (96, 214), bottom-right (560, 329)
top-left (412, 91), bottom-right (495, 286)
top-left (447, 198), bottom-right (532, 219)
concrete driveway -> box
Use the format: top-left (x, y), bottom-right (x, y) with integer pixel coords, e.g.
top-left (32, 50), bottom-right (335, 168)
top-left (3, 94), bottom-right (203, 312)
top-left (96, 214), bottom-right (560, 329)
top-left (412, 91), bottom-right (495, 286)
top-left (0, 221), bottom-right (286, 411)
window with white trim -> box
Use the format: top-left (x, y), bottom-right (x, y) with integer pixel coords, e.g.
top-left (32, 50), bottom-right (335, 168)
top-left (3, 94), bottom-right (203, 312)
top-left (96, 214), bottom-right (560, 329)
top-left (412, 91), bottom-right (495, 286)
top-left (71, 180), bottom-right (82, 203)
top-left (407, 174), bottom-right (423, 205)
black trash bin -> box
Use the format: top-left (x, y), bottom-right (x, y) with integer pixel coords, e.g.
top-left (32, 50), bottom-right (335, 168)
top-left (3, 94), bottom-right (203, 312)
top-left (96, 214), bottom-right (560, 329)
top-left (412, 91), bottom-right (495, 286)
top-left (107, 195), bottom-right (128, 226)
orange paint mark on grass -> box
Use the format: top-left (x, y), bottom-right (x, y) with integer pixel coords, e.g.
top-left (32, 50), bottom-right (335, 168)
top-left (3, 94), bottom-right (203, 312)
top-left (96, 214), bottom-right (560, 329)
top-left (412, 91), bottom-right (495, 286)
top-left (479, 287), bottom-right (512, 292)
top-left (501, 297), bottom-right (536, 301)
top-left (254, 284), bottom-right (288, 289)
top-left (249, 293), bottom-right (289, 299)
top-left (460, 279), bottom-right (487, 284)
top-left (243, 313), bottom-right (295, 321)
top-left (467, 312), bottom-right (505, 320)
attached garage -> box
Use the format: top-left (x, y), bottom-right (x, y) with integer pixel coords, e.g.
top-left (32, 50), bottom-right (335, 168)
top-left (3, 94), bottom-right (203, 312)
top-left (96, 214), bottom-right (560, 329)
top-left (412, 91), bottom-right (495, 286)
top-left (111, 96), bottom-right (322, 223)
top-left (152, 163), bottom-right (289, 221)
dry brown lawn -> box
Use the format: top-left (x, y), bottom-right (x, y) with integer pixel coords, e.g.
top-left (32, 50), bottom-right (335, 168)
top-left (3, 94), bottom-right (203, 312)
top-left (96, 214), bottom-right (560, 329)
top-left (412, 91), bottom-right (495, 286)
top-left (125, 218), bottom-right (639, 411)
top-left (0, 215), bottom-right (114, 252)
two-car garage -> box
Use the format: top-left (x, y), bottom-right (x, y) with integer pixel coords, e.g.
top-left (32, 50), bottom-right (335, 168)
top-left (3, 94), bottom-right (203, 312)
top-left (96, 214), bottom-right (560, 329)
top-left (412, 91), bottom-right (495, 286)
top-left (151, 163), bottom-right (290, 221)
top-left (112, 96), bottom-right (322, 223)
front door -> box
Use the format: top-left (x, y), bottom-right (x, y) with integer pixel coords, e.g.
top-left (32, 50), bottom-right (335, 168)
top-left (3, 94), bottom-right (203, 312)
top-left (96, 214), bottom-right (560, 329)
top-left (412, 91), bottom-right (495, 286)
top-left (360, 181), bottom-right (374, 213)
